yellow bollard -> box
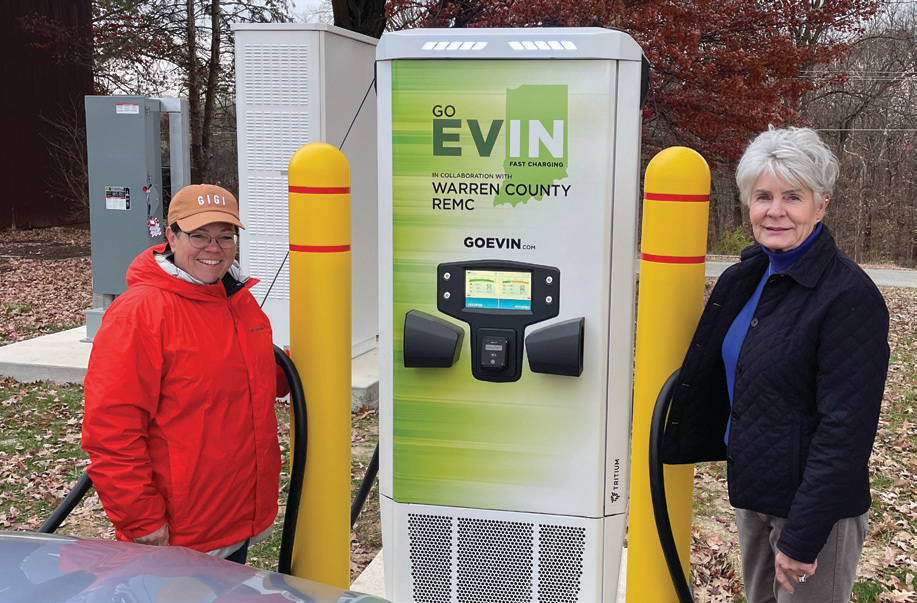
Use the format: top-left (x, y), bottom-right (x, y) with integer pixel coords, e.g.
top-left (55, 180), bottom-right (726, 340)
top-left (287, 142), bottom-right (351, 587)
top-left (627, 147), bottom-right (710, 601)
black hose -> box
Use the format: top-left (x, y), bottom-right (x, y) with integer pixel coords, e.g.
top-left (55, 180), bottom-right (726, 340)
top-left (351, 443), bottom-right (379, 529)
top-left (275, 345), bottom-right (308, 576)
top-left (37, 471), bottom-right (93, 533)
top-left (648, 368), bottom-right (695, 603)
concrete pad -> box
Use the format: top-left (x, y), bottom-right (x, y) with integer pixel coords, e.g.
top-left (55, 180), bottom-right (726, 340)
top-left (350, 548), bottom-right (629, 602)
top-left (350, 549), bottom-right (385, 596)
top-left (0, 327), bottom-right (90, 384)
top-left (352, 347), bottom-right (380, 411)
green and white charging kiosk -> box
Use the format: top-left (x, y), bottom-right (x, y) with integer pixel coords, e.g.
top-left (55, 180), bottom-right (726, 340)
top-left (378, 28), bottom-right (645, 602)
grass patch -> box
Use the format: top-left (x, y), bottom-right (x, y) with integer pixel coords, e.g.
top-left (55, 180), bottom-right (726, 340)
top-left (3, 301), bottom-right (34, 315)
top-left (248, 512), bottom-right (285, 571)
top-left (870, 472), bottom-right (895, 494)
top-left (853, 579), bottom-right (884, 601)
top-left (0, 379), bottom-right (88, 529)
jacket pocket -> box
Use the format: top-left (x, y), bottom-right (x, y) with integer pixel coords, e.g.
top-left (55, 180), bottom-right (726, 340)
top-left (164, 439), bottom-right (190, 528)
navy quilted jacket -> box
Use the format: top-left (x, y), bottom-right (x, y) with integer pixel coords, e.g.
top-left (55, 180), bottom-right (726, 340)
top-left (662, 226), bottom-right (889, 563)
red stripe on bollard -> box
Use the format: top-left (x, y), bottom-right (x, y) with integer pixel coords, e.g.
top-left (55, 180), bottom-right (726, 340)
top-left (644, 193), bottom-right (709, 202)
top-left (641, 253), bottom-right (705, 264)
top-left (289, 244), bottom-right (351, 253)
top-left (288, 186), bottom-right (351, 194)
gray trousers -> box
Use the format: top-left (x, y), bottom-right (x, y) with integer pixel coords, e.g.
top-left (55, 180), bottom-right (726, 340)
top-left (735, 508), bottom-right (868, 603)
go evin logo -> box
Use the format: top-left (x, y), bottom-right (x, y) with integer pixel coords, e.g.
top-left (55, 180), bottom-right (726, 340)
top-left (464, 235), bottom-right (536, 251)
top-left (432, 101), bottom-right (565, 161)
top-left (430, 85), bottom-right (570, 210)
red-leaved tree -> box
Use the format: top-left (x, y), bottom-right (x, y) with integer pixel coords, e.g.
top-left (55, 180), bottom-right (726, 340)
top-left (386, 0), bottom-right (881, 165)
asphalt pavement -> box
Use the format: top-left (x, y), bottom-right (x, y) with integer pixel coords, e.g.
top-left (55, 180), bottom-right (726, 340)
top-left (705, 261), bottom-right (917, 288)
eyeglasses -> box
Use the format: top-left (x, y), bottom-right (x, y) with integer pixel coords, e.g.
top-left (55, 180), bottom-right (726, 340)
top-left (179, 230), bottom-right (238, 249)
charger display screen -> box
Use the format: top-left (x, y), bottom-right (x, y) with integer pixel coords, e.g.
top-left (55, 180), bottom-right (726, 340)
top-left (465, 269), bottom-right (532, 310)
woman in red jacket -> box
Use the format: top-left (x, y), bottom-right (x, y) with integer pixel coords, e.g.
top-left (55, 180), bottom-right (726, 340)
top-left (83, 184), bottom-right (283, 564)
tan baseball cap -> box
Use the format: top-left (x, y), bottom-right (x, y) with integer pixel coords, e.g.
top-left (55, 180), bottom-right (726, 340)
top-left (168, 184), bottom-right (245, 231)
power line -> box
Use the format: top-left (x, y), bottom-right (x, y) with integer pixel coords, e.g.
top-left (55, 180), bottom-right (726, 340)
top-left (801, 71), bottom-right (917, 75)
top-left (816, 128), bottom-right (917, 132)
top-left (796, 74), bottom-right (917, 81)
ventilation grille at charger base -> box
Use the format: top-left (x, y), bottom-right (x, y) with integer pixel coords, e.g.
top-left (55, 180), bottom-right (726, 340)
top-left (408, 514), bottom-right (453, 603)
top-left (538, 524), bottom-right (585, 603)
top-left (407, 512), bottom-right (587, 603)
top-left (457, 517), bottom-right (533, 603)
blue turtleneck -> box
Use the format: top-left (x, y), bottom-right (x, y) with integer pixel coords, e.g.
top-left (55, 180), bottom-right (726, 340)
top-left (721, 222), bottom-right (823, 443)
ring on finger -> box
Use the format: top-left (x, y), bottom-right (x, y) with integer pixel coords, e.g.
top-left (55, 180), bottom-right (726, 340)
top-left (798, 574), bottom-right (807, 583)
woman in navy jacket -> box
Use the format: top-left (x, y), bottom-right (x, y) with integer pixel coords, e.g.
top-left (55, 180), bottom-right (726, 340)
top-left (662, 127), bottom-right (889, 602)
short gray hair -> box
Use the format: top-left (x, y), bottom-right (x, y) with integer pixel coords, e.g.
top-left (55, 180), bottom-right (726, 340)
top-left (735, 126), bottom-right (839, 206)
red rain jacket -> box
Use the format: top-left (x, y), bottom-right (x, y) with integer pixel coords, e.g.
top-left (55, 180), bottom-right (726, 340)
top-left (83, 243), bottom-right (282, 552)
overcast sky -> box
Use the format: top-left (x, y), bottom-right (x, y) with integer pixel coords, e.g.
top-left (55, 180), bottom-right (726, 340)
top-left (290, 0), bottom-right (333, 23)
top-left (291, 0), bottom-right (324, 11)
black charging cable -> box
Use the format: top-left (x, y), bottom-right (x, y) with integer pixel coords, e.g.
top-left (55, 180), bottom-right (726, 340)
top-left (275, 345), bottom-right (308, 574)
top-left (37, 472), bottom-right (93, 534)
top-left (648, 368), bottom-right (695, 603)
top-left (351, 443), bottom-right (379, 529)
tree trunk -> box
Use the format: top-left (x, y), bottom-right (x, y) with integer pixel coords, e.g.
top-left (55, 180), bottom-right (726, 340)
top-left (332, 0), bottom-right (386, 39)
top-left (186, 0), bottom-right (203, 186)
top-left (199, 0), bottom-right (221, 183)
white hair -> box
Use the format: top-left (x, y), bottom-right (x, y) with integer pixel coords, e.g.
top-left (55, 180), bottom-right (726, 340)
top-left (736, 126), bottom-right (839, 206)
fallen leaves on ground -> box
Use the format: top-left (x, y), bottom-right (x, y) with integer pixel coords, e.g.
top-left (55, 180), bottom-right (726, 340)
top-left (0, 226), bottom-right (92, 345)
top-left (0, 225), bottom-right (90, 260)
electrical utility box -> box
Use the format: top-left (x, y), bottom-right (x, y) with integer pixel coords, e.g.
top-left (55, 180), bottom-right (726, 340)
top-left (377, 28), bottom-right (646, 602)
top-left (85, 96), bottom-right (165, 298)
top-left (234, 23), bottom-right (379, 356)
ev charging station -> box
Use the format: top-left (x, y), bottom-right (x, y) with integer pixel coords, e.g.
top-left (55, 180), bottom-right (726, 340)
top-left (377, 28), bottom-right (647, 602)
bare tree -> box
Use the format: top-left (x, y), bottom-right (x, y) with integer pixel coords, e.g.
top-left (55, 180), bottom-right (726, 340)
top-left (32, 0), bottom-right (292, 187)
top-left (39, 102), bottom-right (91, 222)
top-left (804, 2), bottom-right (917, 267)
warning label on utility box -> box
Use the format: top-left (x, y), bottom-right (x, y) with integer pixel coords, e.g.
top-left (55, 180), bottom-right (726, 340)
top-left (105, 186), bottom-right (131, 211)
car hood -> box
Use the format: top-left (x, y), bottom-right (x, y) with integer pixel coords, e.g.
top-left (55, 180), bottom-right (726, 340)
top-left (0, 531), bottom-right (389, 603)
